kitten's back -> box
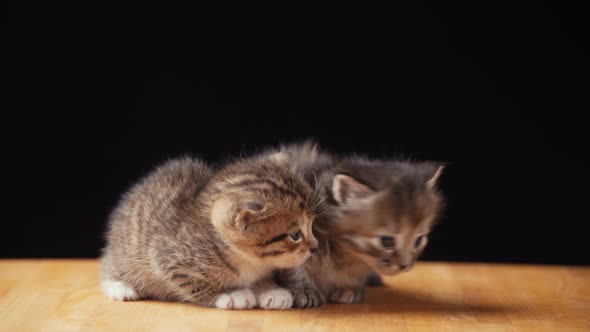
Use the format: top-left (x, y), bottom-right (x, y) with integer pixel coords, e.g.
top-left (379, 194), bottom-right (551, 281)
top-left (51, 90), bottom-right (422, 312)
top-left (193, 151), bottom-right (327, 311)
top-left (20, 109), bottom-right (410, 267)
top-left (101, 157), bottom-right (213, 299)
top-left (105, 157), bottom-right (212, 241)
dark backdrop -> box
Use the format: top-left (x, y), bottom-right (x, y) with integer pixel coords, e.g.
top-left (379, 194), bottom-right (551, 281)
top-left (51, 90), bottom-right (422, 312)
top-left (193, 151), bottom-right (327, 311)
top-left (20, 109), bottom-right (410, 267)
top-left (12, 1), bottom-right (588, 264)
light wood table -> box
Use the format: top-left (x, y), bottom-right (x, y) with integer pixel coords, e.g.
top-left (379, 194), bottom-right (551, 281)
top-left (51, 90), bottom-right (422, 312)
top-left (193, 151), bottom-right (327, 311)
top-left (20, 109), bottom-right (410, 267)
top-left (0, 260), bottom-right (588, 331)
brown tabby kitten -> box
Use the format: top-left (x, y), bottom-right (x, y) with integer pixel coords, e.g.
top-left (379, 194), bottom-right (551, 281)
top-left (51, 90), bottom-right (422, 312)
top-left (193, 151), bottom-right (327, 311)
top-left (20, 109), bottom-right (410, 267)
top-left (273, 141), bottom-right (445, 307)
top-left (100, 153), bottom-right (318, 310)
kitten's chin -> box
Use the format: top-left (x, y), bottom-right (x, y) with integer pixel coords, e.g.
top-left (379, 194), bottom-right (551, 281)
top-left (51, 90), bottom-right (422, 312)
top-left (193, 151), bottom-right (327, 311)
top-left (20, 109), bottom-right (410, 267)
top-left (378, 266), bottom-right (402, 276)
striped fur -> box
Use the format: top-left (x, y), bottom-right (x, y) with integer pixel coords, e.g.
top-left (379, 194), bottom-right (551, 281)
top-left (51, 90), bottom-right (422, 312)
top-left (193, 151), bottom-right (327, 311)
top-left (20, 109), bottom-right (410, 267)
top-left (100, 153), bottom-right (318, 309)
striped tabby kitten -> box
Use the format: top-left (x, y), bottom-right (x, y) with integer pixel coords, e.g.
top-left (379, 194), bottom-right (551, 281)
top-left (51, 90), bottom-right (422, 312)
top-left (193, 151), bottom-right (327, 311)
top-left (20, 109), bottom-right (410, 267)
top-left (273, 142), bottom-right (445, 307)
top-left (100, 153), bottom-right (318, 310)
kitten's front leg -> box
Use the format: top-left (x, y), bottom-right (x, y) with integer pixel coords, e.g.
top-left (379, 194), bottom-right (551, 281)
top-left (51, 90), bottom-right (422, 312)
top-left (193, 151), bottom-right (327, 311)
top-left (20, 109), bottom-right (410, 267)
top-left (329, 286), bottom-right (366, 304)
top-left (175, 276), bottom-right (256, 309)
top-left (164, 266), bottom-right (256, 310)
top-left (252, 276), bottom-right (293, 310)
top-left (292, 285), bottom-right (325, 308)
top-left (277, 267), bottom-right (326, 308)
top-left (213, 289), bottom-right (257, 310)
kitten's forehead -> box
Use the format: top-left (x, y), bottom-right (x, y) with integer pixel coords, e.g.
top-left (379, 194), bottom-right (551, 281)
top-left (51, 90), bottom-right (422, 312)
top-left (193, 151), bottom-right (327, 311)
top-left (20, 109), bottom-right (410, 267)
top-left (374, 188), bottom-right (440, 229)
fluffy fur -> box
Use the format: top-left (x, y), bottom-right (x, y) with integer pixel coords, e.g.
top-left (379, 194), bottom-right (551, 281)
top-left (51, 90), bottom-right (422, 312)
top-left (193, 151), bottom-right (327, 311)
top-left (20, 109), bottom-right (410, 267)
top-left (100, 153), bottom-right (318, 309)
top-left (272, 141), bottom-right (446, 307)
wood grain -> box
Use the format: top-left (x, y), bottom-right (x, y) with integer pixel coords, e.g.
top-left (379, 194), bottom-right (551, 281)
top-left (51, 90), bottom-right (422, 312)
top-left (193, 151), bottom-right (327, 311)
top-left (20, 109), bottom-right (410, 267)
top-left (0, 260), bottom-right (588, 332)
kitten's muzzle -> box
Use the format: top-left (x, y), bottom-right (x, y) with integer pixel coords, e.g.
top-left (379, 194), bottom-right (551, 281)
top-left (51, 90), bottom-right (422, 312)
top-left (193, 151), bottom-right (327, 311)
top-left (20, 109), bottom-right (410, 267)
top-left (398, 264), bottom-right (410, 271)
top-left (378, 259), bottom-right (401, 276)
top-left (378, 258), bottom-right (413, 275)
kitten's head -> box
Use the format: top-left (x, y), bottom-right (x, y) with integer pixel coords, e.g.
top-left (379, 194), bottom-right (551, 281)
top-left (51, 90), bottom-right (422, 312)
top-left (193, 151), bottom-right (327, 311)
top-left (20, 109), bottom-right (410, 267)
top-left (211, 152), bottom-right (318, 269)
top-left (331, 160), bottom-right (445, 276)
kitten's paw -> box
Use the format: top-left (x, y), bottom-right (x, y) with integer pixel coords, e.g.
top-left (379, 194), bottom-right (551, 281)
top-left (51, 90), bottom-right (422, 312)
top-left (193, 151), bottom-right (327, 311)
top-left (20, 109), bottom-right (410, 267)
top-left (101, 279), bottom-right (139, 301)
top-left (257, 288), bottom-right (293, 310)
top-left (214, 289), bottom-right (256, 310)
top-left (292, 287), bottom-right (326, 308)
top-left (329, 287), bottom-right (366, 304)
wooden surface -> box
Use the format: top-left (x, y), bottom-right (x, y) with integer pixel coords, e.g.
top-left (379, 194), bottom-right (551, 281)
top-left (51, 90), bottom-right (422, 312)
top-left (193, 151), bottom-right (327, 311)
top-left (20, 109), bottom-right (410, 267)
top-left (0, 260), bottom-right (588, 332)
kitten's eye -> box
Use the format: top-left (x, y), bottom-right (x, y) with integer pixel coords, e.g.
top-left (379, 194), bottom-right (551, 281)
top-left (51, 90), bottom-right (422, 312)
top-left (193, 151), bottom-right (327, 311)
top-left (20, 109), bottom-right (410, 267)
top-left (380, 236), bottom-right (395, 248)
top-left (290, 230), bottom-right (303, 242)
top-left (414, 235), bottom-right (427, 249)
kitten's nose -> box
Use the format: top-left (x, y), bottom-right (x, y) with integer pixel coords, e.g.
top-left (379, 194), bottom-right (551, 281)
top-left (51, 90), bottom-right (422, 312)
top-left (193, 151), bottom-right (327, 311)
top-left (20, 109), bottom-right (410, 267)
top-left (310, 247), bottom-right (318, 255)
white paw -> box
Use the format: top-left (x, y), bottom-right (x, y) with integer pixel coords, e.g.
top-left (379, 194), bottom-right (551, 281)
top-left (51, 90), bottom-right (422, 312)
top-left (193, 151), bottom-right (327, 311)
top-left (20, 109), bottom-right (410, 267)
top-left (214, 289), bottom-right (256, 310)
top-left (257, 288), bottom-right (293, 310)
top-left (101, 279), bottom-right (139, 301)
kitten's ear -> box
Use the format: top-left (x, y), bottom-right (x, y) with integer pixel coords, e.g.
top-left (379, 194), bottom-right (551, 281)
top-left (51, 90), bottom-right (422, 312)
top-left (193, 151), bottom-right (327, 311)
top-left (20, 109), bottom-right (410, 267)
top-left (426, 165), bottom-right (445, 189)
top-left (297, 139), bottom-right (320, 162)
top-left (332, 174), bottom-right (374, 206)
top-left (308, 142), bottom-right (319, 160)
top-left (211, 195), bottom-right (236, 229)
top-left (211, 196), bottom-right (236, 227)
top-left (267, 152), bottom-right (293, 165)
top-left (234, 201), bottom-right (267, 230)
top-left (211, 196), bottom-right (267, 230)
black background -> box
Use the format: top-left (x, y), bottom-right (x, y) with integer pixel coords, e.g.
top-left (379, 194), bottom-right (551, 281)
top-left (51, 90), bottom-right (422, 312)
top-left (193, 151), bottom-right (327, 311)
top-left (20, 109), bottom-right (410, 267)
top-left (11, 1), bottom-right (588, 264)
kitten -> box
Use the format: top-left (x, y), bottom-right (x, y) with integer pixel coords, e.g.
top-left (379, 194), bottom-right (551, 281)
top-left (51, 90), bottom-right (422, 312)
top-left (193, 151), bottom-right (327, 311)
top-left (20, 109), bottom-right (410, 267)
top-left (100, 153), bottom-right (318, 310)
top-left (273, 141), bottom-right (445, 307)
